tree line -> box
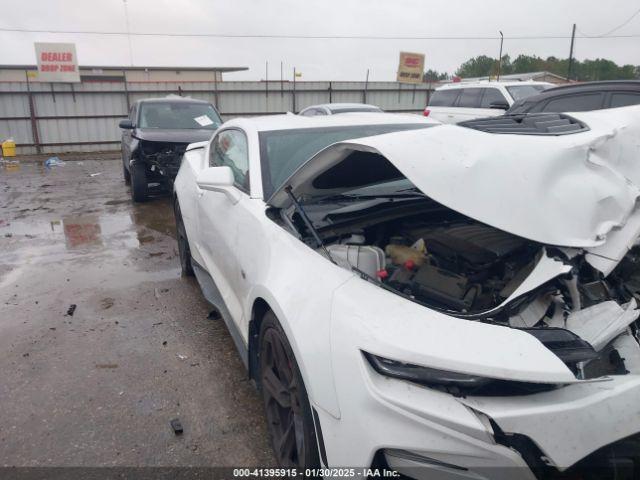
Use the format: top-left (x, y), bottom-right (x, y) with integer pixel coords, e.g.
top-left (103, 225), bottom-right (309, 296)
top-left (424, 54), bottom-right (640, 82)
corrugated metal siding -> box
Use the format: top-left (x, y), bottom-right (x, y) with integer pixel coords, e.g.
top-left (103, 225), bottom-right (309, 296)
top-left (0, 79), bottom-right (433, 154)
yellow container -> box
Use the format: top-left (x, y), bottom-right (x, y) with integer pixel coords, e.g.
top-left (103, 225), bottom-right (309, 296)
top-left (2, 140), bottom-right (16, 157)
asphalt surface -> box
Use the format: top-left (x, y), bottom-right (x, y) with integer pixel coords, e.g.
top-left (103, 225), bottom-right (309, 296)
top-left (0, 158), bottom-right (275, 467)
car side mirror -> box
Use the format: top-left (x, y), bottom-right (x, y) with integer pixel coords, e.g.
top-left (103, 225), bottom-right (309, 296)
top-left (489, 101), bottom-right (509, 110)
top-left (119, 119), bottom-right (134, 129)
top-left (196, 166), bottom-right (241, 204)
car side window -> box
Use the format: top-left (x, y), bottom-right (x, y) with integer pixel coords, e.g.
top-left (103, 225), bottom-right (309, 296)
top-left (209, 129), bottom-right (250, 192)
top-left (480, 88), bottom-right (508, 108)
top-left (428, 89), bottom-right (460, 107)
top-left (456, 88), bottom-right (483, 108)
top-left (609, 92), bottom-right (640, 108)
top-left (542, 93), bottom-right (604, 112)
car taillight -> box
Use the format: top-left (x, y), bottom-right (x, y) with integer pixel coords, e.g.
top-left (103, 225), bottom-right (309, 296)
top-left (423, 109), bottom-right (430, 117)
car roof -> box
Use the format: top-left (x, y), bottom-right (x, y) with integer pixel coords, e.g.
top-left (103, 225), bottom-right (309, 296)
top-left (136, 96), bottom-right (211, 105)
top-left (436, 81), bottom-right (551, 90)
top-left (222, 112), bottom-right (437, 132)
top-left (535, 80), bottom-right (640, 96)
top-left (512, 80), bottom-right (640, 107)
top-left (302, 103), bottom-right (381, 111)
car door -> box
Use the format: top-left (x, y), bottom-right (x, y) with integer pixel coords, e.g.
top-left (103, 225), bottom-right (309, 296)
top-left (196, 128), bottom-right (252, 334)
top-left (121, 103), bottom-right (137, 166)
top-left (477, 87), bottom-right (509, 118)
top-left (427, 89), bottom-right (461, 124)
top-left (451, 87), bottom-right (487, 122)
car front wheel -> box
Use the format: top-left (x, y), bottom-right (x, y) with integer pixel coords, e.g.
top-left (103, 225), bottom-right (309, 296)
top-left (259, 311), bottom-right (320, 468)
top-left (122, 156), bottom-right (131, 184)
top-left (130, 161), bottom-right (148, 202)
top-left (174, 199), bottom-right (194, 277)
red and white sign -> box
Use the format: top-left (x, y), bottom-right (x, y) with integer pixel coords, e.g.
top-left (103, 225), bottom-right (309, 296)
top-left (397, 51), bottom-right (425, 84)
top-left (34, 43), bottom-right (80, 82)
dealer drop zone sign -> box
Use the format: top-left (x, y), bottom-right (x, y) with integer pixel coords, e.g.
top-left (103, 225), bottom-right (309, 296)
top-left (34, 43), bottom-right (80, 82)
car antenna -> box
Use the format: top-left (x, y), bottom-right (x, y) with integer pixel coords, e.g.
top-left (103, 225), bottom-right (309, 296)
top-left (284, 185), bottom-right (336, 264)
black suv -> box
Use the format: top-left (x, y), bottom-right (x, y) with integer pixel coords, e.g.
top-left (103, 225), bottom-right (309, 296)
top-left (119, 97), bottom-right (222, 202)
top-left (507, 80), bottom-right (640, 115)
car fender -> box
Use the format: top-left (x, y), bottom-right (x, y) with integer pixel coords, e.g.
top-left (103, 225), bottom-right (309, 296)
top-left (128, 137), bottom-right (140, 166)
top-left (243, 246), bottom-right (354, 420)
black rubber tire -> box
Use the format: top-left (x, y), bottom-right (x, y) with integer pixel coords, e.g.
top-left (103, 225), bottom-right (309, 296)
top-left (122, 157), bottom-right (131, 185)
top-left (174, 199), bottom-right (194, 277)
top-left (130, 161), bottom-right (148, 202)
top-left (258, 311), bottom-right (320, 469)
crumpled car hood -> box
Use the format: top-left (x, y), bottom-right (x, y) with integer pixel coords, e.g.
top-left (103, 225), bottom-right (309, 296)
top-left (269, 106), bottom-right (640, 256)
top-left (134, 128), bottom-right (215, 144)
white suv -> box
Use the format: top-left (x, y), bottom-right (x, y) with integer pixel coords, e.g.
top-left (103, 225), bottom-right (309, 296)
top-left (425, 81), bottom-right (552, 123)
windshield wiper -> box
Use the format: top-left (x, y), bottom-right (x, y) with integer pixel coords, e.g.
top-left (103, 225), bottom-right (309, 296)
top-left (285, 186), bottom-right (336, 264)
top-left (318, 191), bottom-right (426, 203)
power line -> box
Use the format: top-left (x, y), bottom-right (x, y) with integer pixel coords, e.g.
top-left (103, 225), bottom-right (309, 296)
top-left (577, 6), bottom-right (640, 37)
top-left (1, 27), bottom-right (639, 40)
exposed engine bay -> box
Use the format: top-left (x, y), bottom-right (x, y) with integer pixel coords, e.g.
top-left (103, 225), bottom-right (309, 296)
top-left (138, 141), bottom-right (188, 183)
top-left (286, 201), bottom-right (640, 381)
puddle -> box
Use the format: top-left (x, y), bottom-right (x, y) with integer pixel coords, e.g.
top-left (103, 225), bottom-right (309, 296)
top-left (63, 215), bottom-right (103, 249)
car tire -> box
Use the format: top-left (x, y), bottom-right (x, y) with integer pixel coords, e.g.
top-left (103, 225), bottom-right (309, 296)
top-left (122, 157), bottom-right (131, 185)
top-left (130, 161), bottom-right (148, 202)
top-left (258, 311), bottom-right (320, 469)
top-left (174, 199), bottom-right (194, 277)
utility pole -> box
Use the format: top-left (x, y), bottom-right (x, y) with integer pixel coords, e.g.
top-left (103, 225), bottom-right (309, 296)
top-left (567, 23), bottom-right (576, 81)
top-left (265, 61), bottom-right (269, 110)
top-left (292, 67), bottom-right (297, 113)
top-left (363, 69), bottom-right (369, 103)
top-left (496, 31), bottom-right (504, 81)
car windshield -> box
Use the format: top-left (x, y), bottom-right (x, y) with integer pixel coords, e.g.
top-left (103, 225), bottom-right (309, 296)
top-left (259, 123), bottom-right (432, 199)
top-left (138, 102), bottom-right (222, 130)
top-left (506, 85), bottom-right (549, 101)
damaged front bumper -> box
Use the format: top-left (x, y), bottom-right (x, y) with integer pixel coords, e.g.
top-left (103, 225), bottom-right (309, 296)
top-left (133, 141), bottom-right (188, 183)
top-left (462, 375), bottom-right (640, 474)
top-left (325, 347), bottom-right (640, 479)
top-left (322, 277), bottom-right (640, 479)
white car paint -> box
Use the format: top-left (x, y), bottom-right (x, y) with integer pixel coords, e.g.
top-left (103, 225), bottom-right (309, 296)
top-left (272, 106), bottom-right (640, 254)
top-left (174, 108), bottom-right (640, 477)
top-left (298, 103), bottom-right (383, 116)
top-left (426, 81), bottom-right (552, 124)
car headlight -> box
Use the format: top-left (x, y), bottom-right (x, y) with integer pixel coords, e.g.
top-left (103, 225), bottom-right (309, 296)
top-left (364, 352), bottom-right (492, 388)
top-left (364, 352), bottom-right (555, 397)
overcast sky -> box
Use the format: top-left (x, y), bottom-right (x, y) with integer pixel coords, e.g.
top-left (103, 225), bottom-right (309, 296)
top-left (0, 0), bottom-right (639, 81)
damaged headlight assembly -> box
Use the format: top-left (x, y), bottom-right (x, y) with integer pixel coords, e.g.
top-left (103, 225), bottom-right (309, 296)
top-left (364, 352), bottom-right (556, 396)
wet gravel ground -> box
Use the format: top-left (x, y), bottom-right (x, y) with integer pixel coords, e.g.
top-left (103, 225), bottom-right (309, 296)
top-left (0, 159), bottom-right (274, 467)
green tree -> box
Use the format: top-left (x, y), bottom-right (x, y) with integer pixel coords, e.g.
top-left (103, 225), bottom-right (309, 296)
top-left (455, 54), bottom-right (640, 81)
top-left (424, 69), bottom-right (448, 81)
top-left (455, 55), bottom-right (496, 77)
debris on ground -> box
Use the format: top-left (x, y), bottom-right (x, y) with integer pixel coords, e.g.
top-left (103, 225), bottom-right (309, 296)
top-left (44, 157), bottom-right (65, 167)
top-left (162, 341), bottom-right (167, 346)
top-left (95, 364), bottom-right (118, 369)
top-left (170, 418), bottom-right (184, 435)
top-left (89, 172), bottom-right (102, 177)
top-left (207, 310), bottom-right (221, 320)
top-left (177, 354), bottom-right (188, 360)
top-left (65, 304), bottom-right (77, 316)
top-left (100, 298), bottom-right (114, 310)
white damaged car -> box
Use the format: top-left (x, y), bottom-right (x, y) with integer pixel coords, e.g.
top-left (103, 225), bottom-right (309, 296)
top-left (173, 108), bottom-right (640, 479)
